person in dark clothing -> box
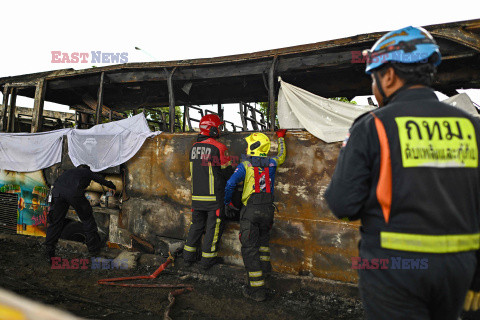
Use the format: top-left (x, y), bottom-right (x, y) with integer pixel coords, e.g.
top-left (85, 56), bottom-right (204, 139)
top-left (45, 164), bottom-right (116, 260)
top-left (183, 114), bottom-right (234, 269)
top-left (325, 26), bottom-right (480, 319)
top-left (224, 130), bottom-right (286, 302)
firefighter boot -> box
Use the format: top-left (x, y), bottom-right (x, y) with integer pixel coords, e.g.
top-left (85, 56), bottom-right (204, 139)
top-left (242, 286), bottom-right (266, 302)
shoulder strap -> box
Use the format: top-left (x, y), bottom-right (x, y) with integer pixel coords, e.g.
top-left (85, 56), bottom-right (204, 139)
top-left (253, 166), bottom-right (271, 193)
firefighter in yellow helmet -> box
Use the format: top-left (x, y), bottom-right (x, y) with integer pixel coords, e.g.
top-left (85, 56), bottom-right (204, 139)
top-left (224, 130), bottom-right (286, 301)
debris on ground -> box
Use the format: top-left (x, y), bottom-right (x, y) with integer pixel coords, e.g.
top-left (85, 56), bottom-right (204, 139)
top-left (0, 235), bottom-right (477, 319)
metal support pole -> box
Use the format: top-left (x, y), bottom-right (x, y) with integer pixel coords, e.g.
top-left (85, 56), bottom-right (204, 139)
top-left (31, 79), bottom-right (46, 133)
top-left (217, 103), bottom-right (224, 122)
top-left (165, 67), bottom-right (177, 133)
top-left (95, 72), bottom-right (105, 125)
top-left (239, 102), bottom-right (247, 131)
top-left (268, 56), bottom-right (278, 131)
top-left (6, 88), bottom-right (17, 132)
top-left (1, 85), bottom-right (10, 132)
top-left (182, 105), bottom-right (187, 132)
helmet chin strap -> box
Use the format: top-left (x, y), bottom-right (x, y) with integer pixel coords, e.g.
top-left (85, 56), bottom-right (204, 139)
top-left (373, 72), bottom-right (388, 106)
top-left (374, 72), bottom-right (412, 106)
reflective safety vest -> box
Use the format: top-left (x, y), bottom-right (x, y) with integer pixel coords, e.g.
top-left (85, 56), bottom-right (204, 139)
top-left (244, 160), bottom-right (275, 205)
top-left (325, 88), bottom-right (480, 254)
top-left (224, 137), bottom-right (286, 207)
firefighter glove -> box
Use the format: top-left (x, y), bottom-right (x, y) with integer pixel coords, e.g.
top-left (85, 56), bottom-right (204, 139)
top-left (464, 290), bottom-right (480, 312)
top-left (464, 265), bottom-right (480, 312)
top-left (225, 202), bottom-right (239, 218)
top-left (276, 129), bottom-right (287, 138)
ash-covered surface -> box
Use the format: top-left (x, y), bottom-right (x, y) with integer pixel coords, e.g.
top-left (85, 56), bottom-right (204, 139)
top-left (0, 235), bottom-right (477, 320)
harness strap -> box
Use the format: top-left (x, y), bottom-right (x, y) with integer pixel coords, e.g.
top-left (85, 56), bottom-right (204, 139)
top-left (253, 166), bottom-right (271, 193)
top-left (254, 167), bottom-right (260, 193)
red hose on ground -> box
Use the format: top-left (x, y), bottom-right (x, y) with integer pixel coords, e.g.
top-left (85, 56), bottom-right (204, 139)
top-left (97, 254), bottom-right (193, 291)
top-left (97, 253), bottom-right (194, 319)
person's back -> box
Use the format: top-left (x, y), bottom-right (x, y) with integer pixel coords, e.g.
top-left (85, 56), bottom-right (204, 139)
top-left (46, 164), bottom-right (115, 260)
top-left (345, 88), bottom-right (480, 238)
top-left (184, 114), bottom-right (233, 269)
top-left (325, 26), bottom-right (480, 319)
top-left (53, 167), bottom-right (97, 197)
top-left (190, 136), bottom-right (231, 211)
top-left (224, 130), bottom-right (286, 302)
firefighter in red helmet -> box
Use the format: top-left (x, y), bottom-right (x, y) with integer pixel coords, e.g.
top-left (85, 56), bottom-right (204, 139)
top-left (183, 114), bottom-right (234, 269)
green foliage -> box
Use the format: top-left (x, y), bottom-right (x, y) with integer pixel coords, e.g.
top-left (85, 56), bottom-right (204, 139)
top-left (330, 97), bottom-right (357, 104)
top-left (258, 102), bottom-right (278, 129)
top-left (125, 106), bottom-right (185, 132)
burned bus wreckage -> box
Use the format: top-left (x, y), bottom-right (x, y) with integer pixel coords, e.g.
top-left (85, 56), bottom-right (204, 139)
top-left (0, 19), bottom-right (480, 288)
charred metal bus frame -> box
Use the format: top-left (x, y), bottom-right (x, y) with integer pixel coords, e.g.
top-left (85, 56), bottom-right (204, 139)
top-left (1, 19), bottom-right (479, 283)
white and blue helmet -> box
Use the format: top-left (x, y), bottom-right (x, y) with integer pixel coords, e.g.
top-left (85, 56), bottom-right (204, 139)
top-left (364, 26), bottom-right (441, 74)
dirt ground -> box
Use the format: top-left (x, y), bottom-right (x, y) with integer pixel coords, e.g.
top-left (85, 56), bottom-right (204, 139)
top-left (0, 235), bottom-right (478, 320)
top-left (0, 235), bottom-right (363, 320)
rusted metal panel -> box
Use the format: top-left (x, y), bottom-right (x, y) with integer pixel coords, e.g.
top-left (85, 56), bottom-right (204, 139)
top-left (123, 131), bottom-right (360, 282)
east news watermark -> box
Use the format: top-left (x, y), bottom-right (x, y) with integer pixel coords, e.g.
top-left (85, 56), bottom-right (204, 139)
top-left (350, 51), bottom-right (431, 64)
top-left (352, 257), bottom-right (429, 270)
top-left (51, 257), bottom-right (129, 270)
top-left (51, 51), bottom-right (129, 64)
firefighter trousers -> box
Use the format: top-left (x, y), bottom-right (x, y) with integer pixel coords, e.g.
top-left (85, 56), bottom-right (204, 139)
top-left (184, 208), bottom-right (225, 267)
top-left (239, 202), bottom-right (274, 293)
top-left (45, 194), bottom-right (101, 254)
top-left (358, 239), bottom-right (476, 320)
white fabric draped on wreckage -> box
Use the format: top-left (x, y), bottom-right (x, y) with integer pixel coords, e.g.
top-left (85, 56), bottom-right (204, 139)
top-left (277, 79), bottom-right (478, 143)
top-left (0, 113), bottom-right (161, 172)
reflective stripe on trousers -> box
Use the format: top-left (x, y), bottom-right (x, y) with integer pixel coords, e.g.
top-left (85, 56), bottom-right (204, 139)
top-left (210, 218), bottom-right (222, 252)
top-left (259, 246), bottom-right (270, 261)
top-left (184, 245), bottom-right (196, 252)
top-left (202, 251), bottom-right (218, 258)
top-left (248, 270), bottom-right (265, 287)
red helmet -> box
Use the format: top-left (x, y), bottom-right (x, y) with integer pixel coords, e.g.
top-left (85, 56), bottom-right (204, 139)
top-left (199, 114), bottom-right (223, 137)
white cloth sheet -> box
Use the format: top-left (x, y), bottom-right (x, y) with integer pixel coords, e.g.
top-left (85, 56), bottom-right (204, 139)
top-left (0, 113), bottom-right (160, 172)
top-left (442, 93), bottom-right (480, 117)
top-left (278, 80), bottom-right (375, 143)
top-left (0, 128), bottom-right (71, 172)
top-left (67, 113), bottom-right (161, 172)
top-left (278, 80), bottom-right (480, 143)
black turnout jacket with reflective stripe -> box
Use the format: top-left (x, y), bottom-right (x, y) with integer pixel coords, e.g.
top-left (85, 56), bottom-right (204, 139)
top-left (325, 87), bottom-right (480, 240)
top-left (190, 135), bottom-right (233, 210)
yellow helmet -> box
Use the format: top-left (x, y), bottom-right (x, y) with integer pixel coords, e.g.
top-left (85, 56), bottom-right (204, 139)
top-left (245, 133), bottom-right (270, 157)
